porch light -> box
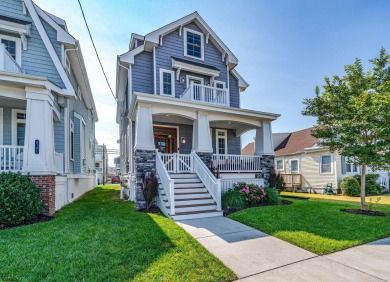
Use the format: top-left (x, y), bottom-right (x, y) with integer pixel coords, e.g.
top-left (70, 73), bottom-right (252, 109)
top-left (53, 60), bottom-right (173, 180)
top-left (181, 137), bottom-right (186, 144)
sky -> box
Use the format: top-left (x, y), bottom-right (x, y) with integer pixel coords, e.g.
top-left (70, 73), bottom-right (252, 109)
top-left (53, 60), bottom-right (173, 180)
top-left (35, 0), bottom-right (390, 164)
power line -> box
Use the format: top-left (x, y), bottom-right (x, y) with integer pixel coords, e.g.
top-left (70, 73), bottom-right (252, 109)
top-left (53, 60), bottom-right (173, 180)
top-left (77, 0), bottom-right (116, 101)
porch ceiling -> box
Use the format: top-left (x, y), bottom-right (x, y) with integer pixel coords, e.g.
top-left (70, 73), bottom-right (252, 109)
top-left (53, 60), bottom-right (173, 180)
top-left (210, 120), bottom-right (259, 137)
top-left (0, 97), bottom-right (26, 109)
top-left (152, 114), bottom-right (193, 125)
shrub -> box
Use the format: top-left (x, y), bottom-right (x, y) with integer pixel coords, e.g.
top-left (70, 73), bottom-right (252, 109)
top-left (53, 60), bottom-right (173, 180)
top-left (353, 174), bottom-right (382, 195)
top-left (0, 172), bottom-right (43, 225)
top-left (222, 189), bottom-right (245, 210)
top-left (142, 171), bottom-right (159, 210)
top-left (269, 171), bottom-right (286, 193)
top-left (264, 187), bottom-right (281, 205)
top-left (340, 177), bottom-right (360, 196)
top-left (237, 183), bottom-right (267, 205)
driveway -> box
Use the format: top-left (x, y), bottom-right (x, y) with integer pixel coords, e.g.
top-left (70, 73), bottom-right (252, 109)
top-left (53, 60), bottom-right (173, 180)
top-left (176, 217), bottom-right (390, 281)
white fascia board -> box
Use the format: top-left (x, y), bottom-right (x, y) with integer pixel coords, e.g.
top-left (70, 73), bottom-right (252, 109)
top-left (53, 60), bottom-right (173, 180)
top-left (23, 0), bottom-right (76, 97)
top-left (172, 58), bottom-right (220, 77)
top-left (119, 45), bottom-right (145, 65)
top-left (131, 92), bottom-right (280, 121)
top-left (45, 11), bottom-right (68, 31)
top-left (144, 12), bottom-right (238, 67)
top-left (0, 20), bottom-right (31, 36)
top-left (116, 58), bottom-right (128, 101)
top-left (34, 3), bottom-right (76, 45)
top-left (231, 69), bottom-right (249, 92)
top-left (129, 33), bottom-right (144, 50)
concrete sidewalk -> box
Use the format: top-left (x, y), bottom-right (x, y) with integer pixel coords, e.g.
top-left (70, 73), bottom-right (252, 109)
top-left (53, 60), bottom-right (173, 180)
top-left (176, 217), bottom-right (390, 281)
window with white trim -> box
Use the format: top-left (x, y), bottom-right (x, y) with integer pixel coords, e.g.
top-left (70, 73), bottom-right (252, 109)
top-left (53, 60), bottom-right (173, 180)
top-left (214, 80), bottom-right (226, 89)
top-left (290, 159), bottom-right (299, 173)
top-left (216, 129), bottom-right (227, 155)
top-left (184, 28), bottom-right (204, 60)
top-left (346, 160), bottom-right (359, 173)
top-left (159, 69), bottom-right (175, 96)
top-left (0, 34), bottom-right (22, 65)
top-left (276, 159), bottom-right (284, 171)
top-left (320, 155), bottom-right (332, 174)
top-left (70, 120), bottom-right (74, 161)
top-left (12, 109), bottom-right (26, 146)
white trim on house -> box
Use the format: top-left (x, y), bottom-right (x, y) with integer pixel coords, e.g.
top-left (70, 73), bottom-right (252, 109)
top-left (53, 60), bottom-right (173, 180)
top-left (172, 58), bottom-right (220, 78)
top-left (183, 27), bottom-right (204, 61)
top-left (289, 159), bottom-right (299, 173)
top-left (186, 75), bottom-right (204, 88)
top-left (159, 68), bottom-right (175, 97)
top-left (276, 159), bottom-right (284, 171)
top-left (320, 154), bottom-right (333, 174)
top-left (215, 129), bottom-right (227, 155)
top-left (0, 107), bottom-right (3, 145)
top-left (345, 158), bottom-right (359, 174)
top-left (231, 69), bottom-right (249, 92)
top-left (11, 109), bottom-right (26, 146)
top-left (74, 112), bottom-right (86, 125)
top-left (153, 124), bottom-right (180, 153)
top-left (0, 34), bottom-right (22, 66)
top-left (153, 46), bottom-right (156, 94)
top-left (69, 119), bottom-right (74, 161)
top-left (213, 80), bottom-right (226, 89)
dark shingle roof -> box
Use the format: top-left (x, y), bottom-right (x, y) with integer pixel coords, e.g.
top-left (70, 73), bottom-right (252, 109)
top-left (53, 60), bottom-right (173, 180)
top-left (0, 14), bottom-right (31, 25)
top-left (274, 127), bottom-right (318, 156)
top-left (172, 56), bottom-right (219, 71)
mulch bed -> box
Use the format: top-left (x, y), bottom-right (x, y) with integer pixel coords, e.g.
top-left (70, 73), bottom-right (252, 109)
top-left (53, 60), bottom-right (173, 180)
top-left (138, 207), bottom-right (162, 214)
top-left (223, 200), bottom-right (293, 216)
top-left (340, 209), bottom-right (389, 217)
top-left (0, 214), bottom-right (54, 231)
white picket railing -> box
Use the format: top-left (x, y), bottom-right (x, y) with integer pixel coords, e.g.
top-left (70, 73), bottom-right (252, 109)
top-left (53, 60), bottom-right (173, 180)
top-left (160, 153), bottom-right (193, 173)
top-left (181, 82), bottom-right (228, 106)
top-left (0, 43), bottom-right (23, 73)
top-left (55, 152), bottom-right (64, 174)
top-left (156, 151), bottom-right (176, 215)
top-left (0, 145), bottom-right (24, 172)
top-left (193, 153), bottom-right (221, 210)
top-left (212, 154), bottom-right (262, 172)
top-left (220, 178), bottom-right (264, 195)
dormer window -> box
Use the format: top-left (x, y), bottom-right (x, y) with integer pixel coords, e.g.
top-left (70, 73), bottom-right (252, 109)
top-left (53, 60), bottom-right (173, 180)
top-left (184, 28), bottom-right (204, 60)
top-left (0, 35), bottom-right (22, 65)
top-left (2, 39), bottom-right (16, 60)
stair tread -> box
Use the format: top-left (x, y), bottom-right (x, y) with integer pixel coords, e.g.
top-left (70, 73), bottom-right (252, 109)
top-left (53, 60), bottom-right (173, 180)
top-left (166, 203), bottom-right (216, 208)
top-left (173, 210), bottom-right (222, 216)
top-left (161, 192), bottom-right (209, 196)
top-left (163, 197), bottom-right (213, 202)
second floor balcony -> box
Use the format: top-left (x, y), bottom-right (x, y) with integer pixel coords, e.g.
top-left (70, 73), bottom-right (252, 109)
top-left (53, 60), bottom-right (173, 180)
top-left (181, 82), bottom-right (228, 106)
top-left (0, 43), bottom-right (23, 74)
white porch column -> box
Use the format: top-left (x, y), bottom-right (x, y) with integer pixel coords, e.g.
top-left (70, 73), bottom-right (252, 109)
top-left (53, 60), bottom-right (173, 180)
top-left (134, 103), bottom-right (155, 150)
top-left (193, 111), bottom-right (213, 153)
top-left (254, 121), bottom-right (274, 155)
top-left (22, 87), bottom-right (56, 174)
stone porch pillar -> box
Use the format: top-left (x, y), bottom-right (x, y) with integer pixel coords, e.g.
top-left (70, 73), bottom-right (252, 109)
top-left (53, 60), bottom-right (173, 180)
top-left (134, 103), bottom-right (156, 210)
top-left (255, 121), bottom-right (275, 187)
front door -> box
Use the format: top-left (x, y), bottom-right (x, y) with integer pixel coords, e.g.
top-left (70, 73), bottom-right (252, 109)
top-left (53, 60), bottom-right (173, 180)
top-left (153, 126), bottom-right (177, 153)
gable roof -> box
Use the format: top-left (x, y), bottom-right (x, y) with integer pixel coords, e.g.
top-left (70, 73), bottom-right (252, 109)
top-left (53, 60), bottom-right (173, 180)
top-left (242, 141), bottom-right (255, 155)
top-left (274, 127), bottom-right (319, 156)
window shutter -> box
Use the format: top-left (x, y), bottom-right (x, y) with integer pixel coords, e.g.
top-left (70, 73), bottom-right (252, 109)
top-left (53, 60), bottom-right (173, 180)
top-left (341, 156), bottom-right (346, 174)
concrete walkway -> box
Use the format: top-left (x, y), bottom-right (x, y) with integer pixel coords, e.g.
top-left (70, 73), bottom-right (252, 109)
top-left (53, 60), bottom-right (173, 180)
top-left (176, 217), bottom-right (390, 281)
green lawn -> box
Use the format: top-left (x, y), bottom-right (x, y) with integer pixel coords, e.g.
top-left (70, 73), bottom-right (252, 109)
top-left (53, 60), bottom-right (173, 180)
top-left (229, 198), bottom-right (390, 255)
top-left (0, 186), bottom-right (236, 282)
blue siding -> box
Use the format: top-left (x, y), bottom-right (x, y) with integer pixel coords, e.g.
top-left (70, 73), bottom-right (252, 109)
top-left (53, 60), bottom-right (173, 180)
top-left (2, 108), bottom-right (12, 145)
top-left (73, 116), bottom-right (81, 173)
top-left (132, 51), bottom-right (153, 93)
top-left (42, 18), bottom-right (62, 60)
top-left (54, 107), bottom-right (65, 153)
top-left (155, 22), bottom-right (228, 98)
top-left (0, 0), bottom-right (65, 88)
top-left (229, 73), bottom-right (240, 108)
top-left (211, 128), bottom-right (241, 154)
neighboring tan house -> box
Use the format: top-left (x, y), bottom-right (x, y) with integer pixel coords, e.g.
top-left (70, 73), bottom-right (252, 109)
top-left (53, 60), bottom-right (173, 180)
top-left (0, 0), bottom-right (98, 214)
top-left (243, 127), bottom-right (390, 192)
top-left (116, 12), bottom-right (280, 220)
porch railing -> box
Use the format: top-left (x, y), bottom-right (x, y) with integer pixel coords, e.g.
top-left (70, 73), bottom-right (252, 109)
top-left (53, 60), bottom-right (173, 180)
top-left (220, 178), bottom-right (264, 195)
top-left (212, 154), bottom-right (262, 172)
top-left (193, 153), bottom-right (221, 210)
top-left (156, 151), bottom-right (176, 215)
top-left (0, 145), bottom-right (24, 172)
top-left (160, 153), bottom-right (193, 173)
top-left (181, 82), bottom-right (228, 106)
top-left (55, 152), bottom-right (64, 174)
top-left (0, 43), bottom-right (23, 73)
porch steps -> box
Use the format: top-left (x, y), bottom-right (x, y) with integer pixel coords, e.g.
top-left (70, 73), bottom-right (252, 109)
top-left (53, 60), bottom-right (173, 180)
top-left (159, 173), bottom-right (222, 220)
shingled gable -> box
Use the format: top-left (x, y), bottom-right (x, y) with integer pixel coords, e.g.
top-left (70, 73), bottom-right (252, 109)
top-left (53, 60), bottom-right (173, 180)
top-left (274, 127), bottom-right (319, 157)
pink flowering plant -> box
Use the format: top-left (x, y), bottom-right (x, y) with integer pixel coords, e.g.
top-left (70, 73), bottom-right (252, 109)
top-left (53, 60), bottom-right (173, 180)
top-left (234, 182), bottom-right (267, 205)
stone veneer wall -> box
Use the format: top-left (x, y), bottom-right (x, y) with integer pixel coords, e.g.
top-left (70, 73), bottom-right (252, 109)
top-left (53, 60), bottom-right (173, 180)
top-left (260, 155), bottom-right (275, 188)
top-left (196, 152), bottom-right (213, 171)
top-left (134, 149), bottom-right (156, 210)
top-left (30, 175), bottom-right (56, 215)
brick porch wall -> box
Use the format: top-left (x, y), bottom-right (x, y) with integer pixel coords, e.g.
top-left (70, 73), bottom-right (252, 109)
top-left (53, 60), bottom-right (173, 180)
top-left (30, 175), bottom-right (56, 215)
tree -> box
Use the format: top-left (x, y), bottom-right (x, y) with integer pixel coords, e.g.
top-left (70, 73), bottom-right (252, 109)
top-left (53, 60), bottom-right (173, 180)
top-left (302, 48), bottom-right (390, 210)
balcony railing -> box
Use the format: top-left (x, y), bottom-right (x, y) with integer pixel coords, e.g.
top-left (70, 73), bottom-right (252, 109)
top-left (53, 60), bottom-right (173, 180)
top-left (181, 82), bottom-right (228, 106)
top-left (212, 154), bottom-right (262, 172)
top-left (0, 145), bottom-right (24, 172)
top-left (0, 44), bottom-right (23, 74)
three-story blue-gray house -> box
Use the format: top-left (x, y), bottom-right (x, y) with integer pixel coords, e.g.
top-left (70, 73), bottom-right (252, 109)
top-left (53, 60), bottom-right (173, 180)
top-left (116, 12), bottom-right (279, 219)
top-left (0, 0), bottom-right (98, 214)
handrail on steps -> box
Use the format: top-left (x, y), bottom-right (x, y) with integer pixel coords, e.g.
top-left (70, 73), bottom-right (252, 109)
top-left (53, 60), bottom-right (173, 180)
top-left (156, 150), bottom-right (175, 215)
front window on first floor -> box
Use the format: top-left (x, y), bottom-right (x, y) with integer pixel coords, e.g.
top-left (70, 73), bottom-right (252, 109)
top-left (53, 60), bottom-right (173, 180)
top-left (159, 69), bottom-right (175, 96)
top-left (12, 109), bottom-right (26, 146)
top-left (216, 129), bottom-right (227, 155)
top-left (346, 161), bottom-right (359, 173)
top-left (320, 155), bottom-right (332, 174)
top-left (290, 159), bottom-right (299, 173)
top-left (276, 159), bottom-right (284, 171)
top-left (70, 120), bottom-right (74, 160)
